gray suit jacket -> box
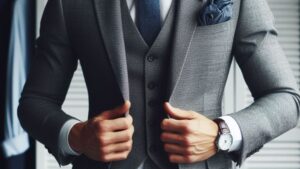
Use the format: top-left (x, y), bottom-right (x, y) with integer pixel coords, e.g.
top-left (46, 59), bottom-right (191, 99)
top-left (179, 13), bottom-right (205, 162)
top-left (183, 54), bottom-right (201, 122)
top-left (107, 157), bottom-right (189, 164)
top-left (18, 0), bottom-right (300, 168)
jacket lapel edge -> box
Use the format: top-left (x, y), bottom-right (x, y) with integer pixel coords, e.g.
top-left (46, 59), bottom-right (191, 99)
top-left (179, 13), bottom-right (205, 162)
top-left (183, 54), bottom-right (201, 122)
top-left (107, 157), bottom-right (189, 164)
top-left (167, 0), bottom-right (206, 101)
top-left (93, 0), bottom-right (130, 101)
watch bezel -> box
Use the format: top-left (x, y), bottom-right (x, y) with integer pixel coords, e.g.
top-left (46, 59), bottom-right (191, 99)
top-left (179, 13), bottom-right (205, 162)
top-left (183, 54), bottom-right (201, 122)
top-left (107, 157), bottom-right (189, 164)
top-left (217, 133), bottom-right (233, 151)
top-left (214, 119), bottom-right (233, 152)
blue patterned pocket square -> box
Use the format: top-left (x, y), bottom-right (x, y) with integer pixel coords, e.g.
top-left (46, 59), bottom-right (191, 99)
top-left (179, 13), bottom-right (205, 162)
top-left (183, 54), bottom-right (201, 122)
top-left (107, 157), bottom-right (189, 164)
top-left (198, 0), bottom-right (233, 26)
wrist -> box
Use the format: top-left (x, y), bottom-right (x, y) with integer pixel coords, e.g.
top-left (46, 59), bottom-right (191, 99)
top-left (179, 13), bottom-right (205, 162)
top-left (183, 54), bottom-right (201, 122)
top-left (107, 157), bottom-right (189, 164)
top-left (69, 122), bottom-right (85, 154)
top-left (214, 119), bottom-right (233, 152)
top-left (218, 116), bottom-right (242, 152)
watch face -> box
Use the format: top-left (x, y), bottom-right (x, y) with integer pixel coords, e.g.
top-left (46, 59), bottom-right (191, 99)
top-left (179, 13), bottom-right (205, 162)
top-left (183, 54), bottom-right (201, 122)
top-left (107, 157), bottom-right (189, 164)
top-left (218, 134), bottom-right (233, 151)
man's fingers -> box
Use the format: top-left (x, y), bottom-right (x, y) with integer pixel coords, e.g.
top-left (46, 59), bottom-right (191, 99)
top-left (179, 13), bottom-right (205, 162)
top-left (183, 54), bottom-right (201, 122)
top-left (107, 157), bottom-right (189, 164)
top-left (100, 101), bottom-right (131, 120)
top-left (98, 115), bottom-right (133, 132)
top-left (164, 144), bottom-right (191, 155)
top-left (101, 140), bottom-right (132, 154)
top-left (111, 126), bottom-right (134, 143)
top-left (161, 132), bottom-right (184, 145)
top-left (164, 102), bottom-right (198, 120)
top-left (111, 115), bottom-right (133, 131)
top-left (100, 126), bottom-right (134, 145)
top-left (101, 151), bottom-right (130, 162)
top-left (161, 119), bottom-right (188, 133)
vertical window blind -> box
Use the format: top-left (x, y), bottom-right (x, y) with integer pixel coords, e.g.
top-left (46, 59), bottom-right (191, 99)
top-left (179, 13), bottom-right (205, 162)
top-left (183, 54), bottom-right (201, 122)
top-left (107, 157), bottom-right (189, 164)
top-left (35, 0), bottom-right (300, 169)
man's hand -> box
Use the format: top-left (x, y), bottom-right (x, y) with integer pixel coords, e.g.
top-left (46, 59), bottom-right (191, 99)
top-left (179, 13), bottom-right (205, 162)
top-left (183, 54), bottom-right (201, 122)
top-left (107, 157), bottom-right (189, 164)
top-left (69, 101), bottom-right (134, 162)
top-left (161, 102), bottom-right (219, 164)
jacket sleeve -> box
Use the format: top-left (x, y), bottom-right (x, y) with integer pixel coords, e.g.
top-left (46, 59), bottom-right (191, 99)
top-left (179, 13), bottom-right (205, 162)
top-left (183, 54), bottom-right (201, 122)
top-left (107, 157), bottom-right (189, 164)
top-left (229, 0), bottom-right (300, 166)
top-left (18, 0), bottom-right (78, 165)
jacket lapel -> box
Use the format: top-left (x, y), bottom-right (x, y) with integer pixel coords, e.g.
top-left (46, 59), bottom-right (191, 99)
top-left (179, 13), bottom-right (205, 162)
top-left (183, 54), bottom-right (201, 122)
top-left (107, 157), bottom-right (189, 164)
top-left (93, 0), bottom-right (130, 101)
top-left (167, 0), bottom-right (207, 101)
top-left (93, 0), bottom-right (206, 103)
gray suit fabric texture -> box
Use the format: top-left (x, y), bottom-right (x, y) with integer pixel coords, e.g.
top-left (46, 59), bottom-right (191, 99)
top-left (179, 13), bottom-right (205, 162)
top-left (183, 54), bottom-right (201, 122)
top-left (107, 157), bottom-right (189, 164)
top-left (111, 0), bottom-right (177, 169)
top-left (17, 0), bottom-right (300, 169)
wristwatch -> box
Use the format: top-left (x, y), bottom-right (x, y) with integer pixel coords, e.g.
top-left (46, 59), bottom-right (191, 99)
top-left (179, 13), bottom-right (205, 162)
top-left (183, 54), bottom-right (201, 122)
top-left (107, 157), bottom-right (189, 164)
top-left (214, 119), bottom-right (233, 152)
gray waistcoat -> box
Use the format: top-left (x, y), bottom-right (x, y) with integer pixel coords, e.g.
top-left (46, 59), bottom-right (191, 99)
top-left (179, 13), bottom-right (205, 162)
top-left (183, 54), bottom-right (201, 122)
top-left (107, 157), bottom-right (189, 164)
top-left (110, 1), bottom-right (177, 169)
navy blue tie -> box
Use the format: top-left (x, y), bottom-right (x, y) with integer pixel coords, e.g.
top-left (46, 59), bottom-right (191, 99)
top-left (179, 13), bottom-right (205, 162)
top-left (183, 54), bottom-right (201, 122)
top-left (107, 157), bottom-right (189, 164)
top-left (137, 0), bottom-right (161, 46)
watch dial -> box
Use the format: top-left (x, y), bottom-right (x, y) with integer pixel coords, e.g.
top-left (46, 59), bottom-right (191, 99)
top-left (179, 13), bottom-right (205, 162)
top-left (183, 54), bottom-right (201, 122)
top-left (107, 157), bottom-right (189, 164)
top-left (218, 134), bottom-right (233, 151)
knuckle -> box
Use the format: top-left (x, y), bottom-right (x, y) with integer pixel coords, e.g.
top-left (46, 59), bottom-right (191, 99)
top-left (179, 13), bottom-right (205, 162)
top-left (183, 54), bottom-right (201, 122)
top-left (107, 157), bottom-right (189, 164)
top-left (130, 126), bottom-right (135, 136)
top-left (161, 132), bottom-right (167, 139)
top-left (127, 115), bottom-right (133, 125)
top-left (169, 155), bottom-right (175, 162)
top-left (185, 156), bottom-right (194, 163)
top-left (181, 124), bottom-right (189, 132)
top-left (161, 120), bottom-right (168, 128)
top-left (125, 132), bottom-right (132, 140)
top-left (183, 123), bottom-right (193, 133)
top-left (98, 136), bottom-right (108, 146)
top-left (124, 145), bottom-right (131, 151)
top-left (123, 118), bottom-right (131, 128)
top-left (96, 123), bottom-right (102, 131)
top-left (90, 118), bottom-right (97, 125)
top-left (100, 155), bottom-right (109, 162)
top-left (92, 120), bottom-right (101, 130)
top-left (185, 147), bottom-right (194, 155)
top-left (125, 141), bottom-right (132, 150)
top-left (97, 122), bottom-right (108, 132)
top-left (182, 136), bottom-right (192, 145)
top-left (99, 147), bottom-right (107, 154)
top-left (121, 153), bottom-right (128, 160)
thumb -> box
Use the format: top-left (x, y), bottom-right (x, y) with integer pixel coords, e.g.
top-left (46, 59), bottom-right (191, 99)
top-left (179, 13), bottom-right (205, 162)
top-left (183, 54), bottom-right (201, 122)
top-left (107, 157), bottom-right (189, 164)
top-left (100, 100), bottom-right (131, 119)
top-left (164, 102), bottom-right (198, 120)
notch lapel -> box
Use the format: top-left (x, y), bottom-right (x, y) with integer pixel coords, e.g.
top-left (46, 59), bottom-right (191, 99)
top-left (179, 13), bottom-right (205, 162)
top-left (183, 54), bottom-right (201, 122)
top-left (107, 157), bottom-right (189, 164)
top-left (167, 0), bottom-right (207, 101)
top-left (93, 0), bottom-right (130, 101)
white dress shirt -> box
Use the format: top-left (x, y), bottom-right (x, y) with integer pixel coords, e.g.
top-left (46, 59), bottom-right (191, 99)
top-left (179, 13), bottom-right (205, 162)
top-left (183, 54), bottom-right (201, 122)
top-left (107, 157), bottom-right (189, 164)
top-left (59, 0), bottom-right (242, 159)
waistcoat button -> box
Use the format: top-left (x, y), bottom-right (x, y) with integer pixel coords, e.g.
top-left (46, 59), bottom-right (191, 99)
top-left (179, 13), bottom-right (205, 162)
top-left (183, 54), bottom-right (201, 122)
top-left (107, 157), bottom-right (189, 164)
top-left (148, 100), bottom-right (157, 107)
top-left (147, 55), bottom-right (157, 62)
top-left (147, 82), bottom-right (157, 90)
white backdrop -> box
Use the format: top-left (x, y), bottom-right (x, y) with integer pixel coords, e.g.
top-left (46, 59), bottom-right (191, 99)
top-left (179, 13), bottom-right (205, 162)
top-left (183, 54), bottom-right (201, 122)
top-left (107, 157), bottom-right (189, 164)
top-left (35, 0), bottom-right (300, 169)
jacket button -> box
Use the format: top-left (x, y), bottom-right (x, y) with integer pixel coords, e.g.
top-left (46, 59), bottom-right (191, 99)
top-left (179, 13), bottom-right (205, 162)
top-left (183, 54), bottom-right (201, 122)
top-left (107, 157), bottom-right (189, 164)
top-left (147, 55), bottom-right (157, 62)
top-left (147, 82), bottom-right (157, 90)
top-left (148, 100), bottom-right (157, 107)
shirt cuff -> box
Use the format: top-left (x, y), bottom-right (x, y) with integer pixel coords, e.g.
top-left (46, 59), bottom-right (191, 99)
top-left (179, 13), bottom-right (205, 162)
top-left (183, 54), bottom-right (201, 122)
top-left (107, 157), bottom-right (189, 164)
top-left (218, 116), bottom-right (242, 152)
top-left (59, 119), bottom-right (81, 156)
top-left (2, 132), bottom-right (30, 157)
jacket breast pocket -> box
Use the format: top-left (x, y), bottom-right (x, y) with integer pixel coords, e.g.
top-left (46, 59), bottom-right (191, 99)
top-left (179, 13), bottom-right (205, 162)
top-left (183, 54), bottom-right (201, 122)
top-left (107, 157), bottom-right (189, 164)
top-left (191, 19), bottom-right (234, 59)
top-left (194, 19), bottom-right (234, 39)
top-left (196, 18), bottom-right (233, 34)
